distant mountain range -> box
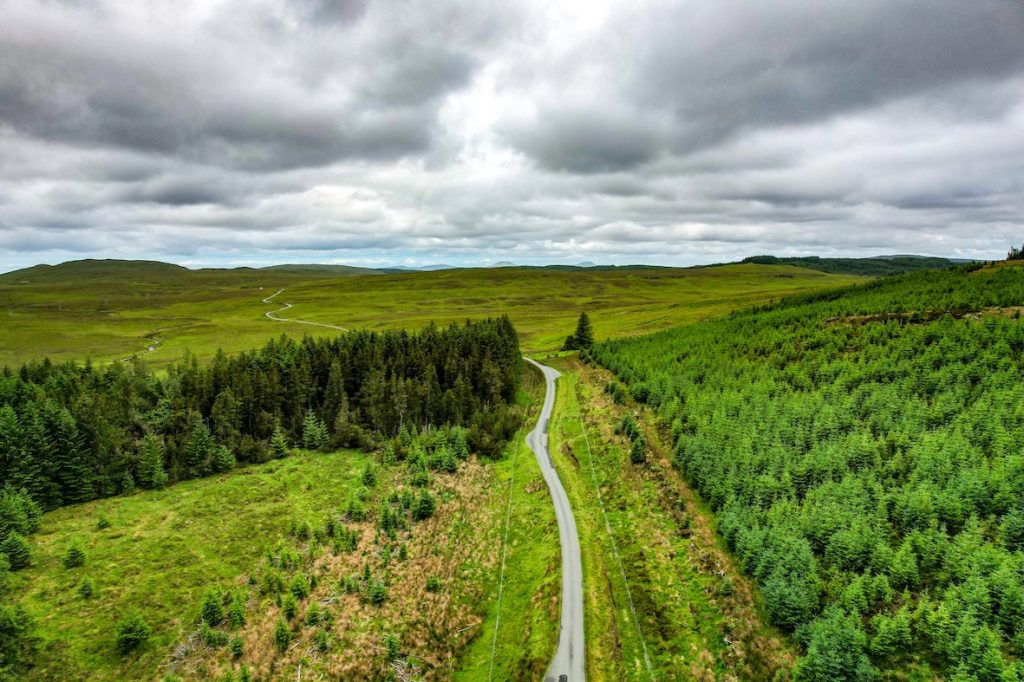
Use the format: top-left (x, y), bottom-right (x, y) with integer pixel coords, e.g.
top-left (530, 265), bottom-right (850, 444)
top-left (0, 254), bottom-right (977, 283)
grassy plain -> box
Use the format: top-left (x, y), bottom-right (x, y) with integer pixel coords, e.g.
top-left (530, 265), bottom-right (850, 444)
top-left (0, 261), bottom-right (857, 367)
top-left (543, 355), bottom-right (795, 680)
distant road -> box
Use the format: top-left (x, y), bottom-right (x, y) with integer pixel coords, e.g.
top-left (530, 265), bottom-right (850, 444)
top-left (525, 358), bottom-right (586, 682)
top-left (261, 289), bottom-right (349, 332)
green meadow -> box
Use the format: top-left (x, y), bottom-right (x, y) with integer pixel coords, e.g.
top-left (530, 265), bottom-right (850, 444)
top-left (0, 260), bottom-right (857, 368)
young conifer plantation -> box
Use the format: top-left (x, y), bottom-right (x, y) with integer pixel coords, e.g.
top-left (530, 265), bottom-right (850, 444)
top-left (590, 263), bottom-right (1024, 681)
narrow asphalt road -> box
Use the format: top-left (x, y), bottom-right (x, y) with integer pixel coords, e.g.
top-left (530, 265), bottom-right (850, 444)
top-left (525, 358), bottom-right (586, 682)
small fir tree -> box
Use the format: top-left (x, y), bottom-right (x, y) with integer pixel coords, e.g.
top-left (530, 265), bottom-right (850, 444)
top-left (1, 532), bottom-right (30, 570)
top-left (137, 435), bottom-right (168, 489)
top-left (270, 425), bottom-right (289, 459)
top-left (64, 542), bottom-right (86, 568)
top-left (115, 613), bottom-right (151, 654)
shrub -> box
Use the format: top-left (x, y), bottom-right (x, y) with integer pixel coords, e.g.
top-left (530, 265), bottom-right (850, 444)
top-left (412, 491), bottom-right (436, 521)
top-left (115, 614), bottom-right (151, 654)
top-left (425, 575), bottom-right (442, 593)
top-left (0, 554), bottom-right (10, 595)
top-left (367, 580), bottom-right (388, 606)
top-left (384, 633), bottom-right (400, 662)
top-left (282, 594), bottom-right (298, 620)
top-left (0, 486), bottom-right (42, 542)
top-left (201, 622), bottom-right (227, 647)
top-left (290, 572), bottom-right (309, 600)
top-left (0, 603), bottom-right (37, 672)
top-left (201, 589), bottom-right (224, 625)
top-left (629, 438), bottom-right (647, 465)
top-left (315, 628), bottom-right (330, 652)
top-left (1, 532), bottom-right (30, 570)
top-left (64, 542), bottom-right (86, 569)
top-left (274, 618), bottom-right (291, 651)
top-left (228, 593), bottom-right (246, 628)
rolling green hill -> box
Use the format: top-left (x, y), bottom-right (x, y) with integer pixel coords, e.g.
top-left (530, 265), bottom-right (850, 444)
top-left (0, 259), bottom-right (857, 368)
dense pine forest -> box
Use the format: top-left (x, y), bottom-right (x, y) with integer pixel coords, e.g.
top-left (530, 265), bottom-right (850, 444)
top-left (591, 263), bottom-right (1024, 681)
top-left (0, 316), bottom-right (521, 512)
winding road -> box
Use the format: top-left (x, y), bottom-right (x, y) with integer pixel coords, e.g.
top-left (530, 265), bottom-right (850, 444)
top-left (262, 289), bottom-right (349, 332)
top-left (526, 358), bottom-right (586, 682)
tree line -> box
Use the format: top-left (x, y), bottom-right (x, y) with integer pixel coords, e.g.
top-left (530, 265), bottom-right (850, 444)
top-left (0, 316), bottom-right (522, 513)
top-left (590, 264), bottom-right (1024, 681)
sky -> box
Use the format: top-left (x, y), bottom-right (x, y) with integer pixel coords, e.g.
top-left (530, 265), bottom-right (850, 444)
top-left (1, 0), bottom-right (1023, 272)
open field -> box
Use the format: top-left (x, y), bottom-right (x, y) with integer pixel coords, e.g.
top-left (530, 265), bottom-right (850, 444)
top-left (0, 261), bottom-right (858, 367)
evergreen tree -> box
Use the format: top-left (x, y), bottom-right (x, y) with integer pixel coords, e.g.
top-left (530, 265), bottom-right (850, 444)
top-left (115, 613), bottom-right (151, 654)
top-left (0, 532), bottom-right (31, 570)
top-left (574, 311), bottom-right (594, 348)
top-left (136, 435), bottom-right (168, 489)
top-left (0, 602), bottom-right (37, 673)
top-left (795, 609), bottom-right (877, 682)
top-left (210, 445), bottom-right (236, 473)
top-left (0, 486), bottom-right (42, 541)
top-left (630, 437), bottom-right (647, 464)
top-left (274, 618), bottom-right (290, 651)
top-left (270, 424), bottom-right (289, 459)
top-left (183, 411), bottom-right (215, 475)
top-left (563, 312), bottom-right (595, 350)
top-left (302, 410), bottom-right (327, 450)
top-left (201, 589), bottom-right (224, 625)
top-left (45, 404), bottom-right (93, 504)
top-left (413, 491), bottom-right (436, 521)
top-left (63, 542), bottom-right (86, 568)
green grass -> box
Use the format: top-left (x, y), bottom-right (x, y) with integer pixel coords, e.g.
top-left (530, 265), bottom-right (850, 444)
top-left (455, 364), bottom-right (561, 681)
top-left (12, 450), bottom-right (372, 681)
top-left (0, 262), bottom-right (857, 368)
top-left (543, 356), bottom-right (794, 680)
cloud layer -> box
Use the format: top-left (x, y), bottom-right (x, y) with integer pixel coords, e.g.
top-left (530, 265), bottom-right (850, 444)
top-left (1, 0), bottom-right (1022, 270)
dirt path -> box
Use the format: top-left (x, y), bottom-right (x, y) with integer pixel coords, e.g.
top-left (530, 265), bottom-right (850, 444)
top-left (262, 289), bottom-right (349, 332)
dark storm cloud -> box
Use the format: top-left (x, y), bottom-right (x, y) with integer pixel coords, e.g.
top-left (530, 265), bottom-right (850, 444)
top-left (0, 0), bottom-right (505, 172)
top-left (0, 0), bottom-right (1022, 270)
top-left (505, 0), bottom-right (1024, 171)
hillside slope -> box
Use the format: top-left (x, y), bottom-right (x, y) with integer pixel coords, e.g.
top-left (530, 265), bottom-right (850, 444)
top-left (591, 263), bottom-right (1024, 680)
top-left (0, 262), bottom-right (856, 367)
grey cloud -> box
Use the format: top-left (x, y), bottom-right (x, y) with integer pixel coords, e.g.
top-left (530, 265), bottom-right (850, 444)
top-left (0, 0), bottom-right (1022, 271)
top-left (504, 108), bottom-right (669, 173)
top-left (503, 0), bottom-right (1024, 171)
top-left (0, 0), bottom-right (503, 172)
